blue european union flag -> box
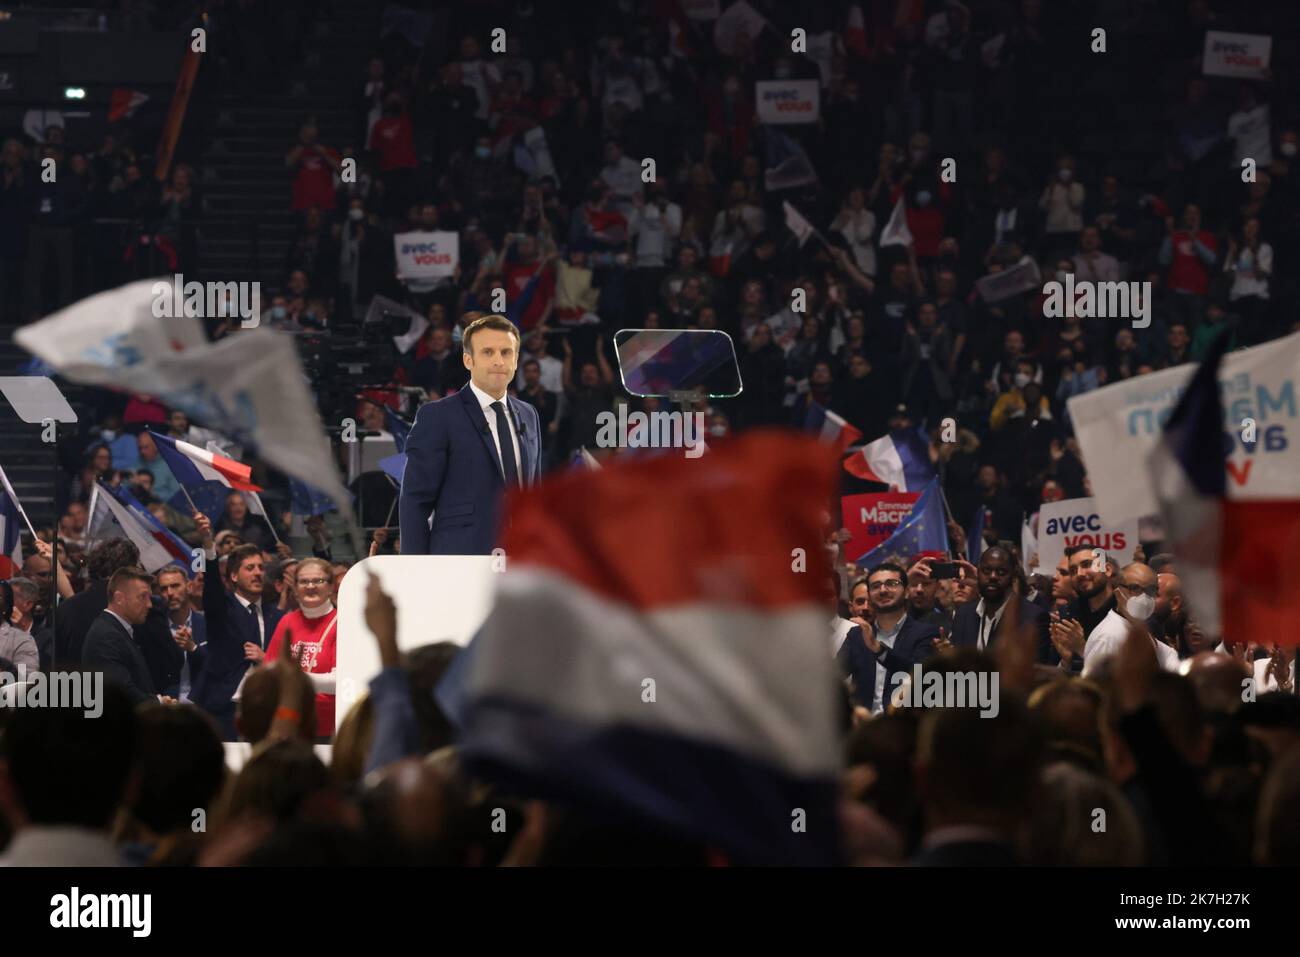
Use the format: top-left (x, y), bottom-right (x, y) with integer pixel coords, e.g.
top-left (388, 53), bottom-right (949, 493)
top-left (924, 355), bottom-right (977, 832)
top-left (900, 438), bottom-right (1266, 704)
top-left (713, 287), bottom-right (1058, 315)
top-left (383, 406), bottom-right (412, 454)
top-left (289, 477), bottom-right (337, 517)
top-left (855, 479), bottom-right (949, 567)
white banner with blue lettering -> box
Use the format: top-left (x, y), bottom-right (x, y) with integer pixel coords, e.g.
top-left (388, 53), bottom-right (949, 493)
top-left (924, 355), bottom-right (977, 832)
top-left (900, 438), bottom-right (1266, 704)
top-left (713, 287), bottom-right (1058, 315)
top-left (1068, 331), bottom-right (1300, 523)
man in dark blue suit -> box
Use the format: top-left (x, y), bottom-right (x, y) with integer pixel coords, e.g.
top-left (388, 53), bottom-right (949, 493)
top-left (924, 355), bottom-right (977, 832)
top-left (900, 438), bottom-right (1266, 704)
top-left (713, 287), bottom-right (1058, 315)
top-left (400, 314), bottom-right (543, 555)
top-left (837, 562), bottom-right (943, 714)
top-left (82, 566), bottom-right (169, 706)
top-left (155, 566), bottom-right (207, 703)
top-left (950, 545), bottom-right (1052, 663)
top-left (189, 513), bottom-right (283, 740)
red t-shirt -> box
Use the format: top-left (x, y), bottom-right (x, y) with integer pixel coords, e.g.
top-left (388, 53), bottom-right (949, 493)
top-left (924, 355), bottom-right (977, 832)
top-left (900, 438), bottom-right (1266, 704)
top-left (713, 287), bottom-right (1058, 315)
top-left (1166, 229), bottom-right (1217, 295)
top-left (368, 114), bottom-right (417, 172)
top-left (291, 145), bottom-right (339, 211)
top-left (265, 605), bottom-right (338, 737)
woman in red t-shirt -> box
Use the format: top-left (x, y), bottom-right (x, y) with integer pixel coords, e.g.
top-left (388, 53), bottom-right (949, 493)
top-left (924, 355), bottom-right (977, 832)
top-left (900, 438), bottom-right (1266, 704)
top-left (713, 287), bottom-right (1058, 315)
top-left (286, 121), bottom-right (341, 212)
top-left (265, 557), bottom-right (338, 737)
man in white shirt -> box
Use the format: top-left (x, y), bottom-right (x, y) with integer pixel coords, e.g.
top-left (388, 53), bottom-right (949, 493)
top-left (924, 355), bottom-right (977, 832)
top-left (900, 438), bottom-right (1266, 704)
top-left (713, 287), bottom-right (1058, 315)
top-left (514, 327), bottom-right (563, 394)
top-left (1082, 562), bottom-right (1179, 676)
top-left (598, 140), bottom-right (642, 217)
top-left (829, 574), bottom-right (863, 656)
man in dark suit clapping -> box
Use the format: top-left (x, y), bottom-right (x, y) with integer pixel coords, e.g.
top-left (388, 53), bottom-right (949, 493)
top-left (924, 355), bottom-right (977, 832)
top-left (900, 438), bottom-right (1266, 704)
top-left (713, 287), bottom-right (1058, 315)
top-left (837, 562), bottom-right (943, 715)
top-left (950, 545), bottom-right (1051, 663)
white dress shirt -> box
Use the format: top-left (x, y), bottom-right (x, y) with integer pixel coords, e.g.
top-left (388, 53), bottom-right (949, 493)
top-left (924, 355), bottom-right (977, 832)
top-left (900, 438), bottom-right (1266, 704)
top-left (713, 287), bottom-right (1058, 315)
top-left (974, 597), bottom-right (1011, 651)
top-left (871, 614), bottom-right (905, 715)
top-left (1082, 609), bottom-right (1180, 677)
top-left (1253, 655), bottom-right (1296, 694)
top-left (469, 380), bottom-right (523, 485)
top-left (234, 593), bottom-right (265, 649)
top-left (170, 610), bottom-right (195, 703)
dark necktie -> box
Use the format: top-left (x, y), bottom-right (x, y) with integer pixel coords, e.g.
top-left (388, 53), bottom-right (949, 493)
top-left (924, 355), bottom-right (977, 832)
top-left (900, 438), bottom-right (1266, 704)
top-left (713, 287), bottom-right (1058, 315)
top-left (248, 603), bottom-right (261, 648)
top-left (490, 401), bottom-right (520, 486)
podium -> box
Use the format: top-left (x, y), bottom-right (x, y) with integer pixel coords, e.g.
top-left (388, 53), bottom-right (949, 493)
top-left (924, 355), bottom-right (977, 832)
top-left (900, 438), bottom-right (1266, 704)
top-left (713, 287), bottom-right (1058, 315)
top-left (333, 555), bottom-right (498, 733)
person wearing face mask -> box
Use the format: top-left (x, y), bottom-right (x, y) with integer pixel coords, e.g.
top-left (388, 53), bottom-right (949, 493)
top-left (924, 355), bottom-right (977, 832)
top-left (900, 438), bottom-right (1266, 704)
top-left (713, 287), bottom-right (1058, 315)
top-left (990, 358), bottom-right (1049, 430)
top-left (1038, 155), bottom-right (1085, 260)
top-left (264, 558), bottom-right (339, 740)
top-left (1080, 562), bottom-right (1179, 677)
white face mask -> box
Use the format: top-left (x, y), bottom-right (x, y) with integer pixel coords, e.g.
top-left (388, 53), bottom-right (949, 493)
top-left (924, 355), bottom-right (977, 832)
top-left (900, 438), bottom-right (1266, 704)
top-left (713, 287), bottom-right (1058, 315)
top-left (349, 208), bottom-right (364, 221)
top-left (1058, 167), bottom-right (1072, 183)
top-left (1013, 373), bottom-right (1031, 389)
top-left (1282, 142), bottom-right (1298, 158)
top-left (1125, 592), bottom-right (1156, 621)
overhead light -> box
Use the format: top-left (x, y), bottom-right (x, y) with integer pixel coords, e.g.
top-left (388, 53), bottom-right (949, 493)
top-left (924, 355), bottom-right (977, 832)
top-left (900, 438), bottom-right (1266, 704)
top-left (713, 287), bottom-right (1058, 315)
top-left (64, 87), bottom-right (85, 100)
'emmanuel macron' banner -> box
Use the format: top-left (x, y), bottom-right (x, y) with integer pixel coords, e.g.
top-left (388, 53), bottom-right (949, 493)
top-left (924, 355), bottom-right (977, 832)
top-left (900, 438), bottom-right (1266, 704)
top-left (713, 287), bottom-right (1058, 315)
top-left (1035, 497), bottom-right (1139, 571)
top-left (1067, 331), bottom-right (1300, 523)
top-left (755, 80), bottom-right (819, 124)
top-left (394, 231), bottom-right (459, 282)
top-left (841, 491), bottom-right (919, 564)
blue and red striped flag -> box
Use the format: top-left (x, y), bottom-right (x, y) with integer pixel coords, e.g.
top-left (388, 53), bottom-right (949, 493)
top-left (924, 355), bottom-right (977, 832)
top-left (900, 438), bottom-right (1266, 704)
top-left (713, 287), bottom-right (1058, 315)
top-left (436, 432), bottom-right (844, 863)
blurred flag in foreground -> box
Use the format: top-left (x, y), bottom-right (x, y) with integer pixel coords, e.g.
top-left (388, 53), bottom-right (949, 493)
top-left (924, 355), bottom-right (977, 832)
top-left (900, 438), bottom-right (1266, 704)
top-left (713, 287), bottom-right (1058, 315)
top-left (438, 432), bottom-right (844, 864)
top-left (1147, 333), bottom-right (1300, 645)
top-left (16, 281), bottom-right (355, 527)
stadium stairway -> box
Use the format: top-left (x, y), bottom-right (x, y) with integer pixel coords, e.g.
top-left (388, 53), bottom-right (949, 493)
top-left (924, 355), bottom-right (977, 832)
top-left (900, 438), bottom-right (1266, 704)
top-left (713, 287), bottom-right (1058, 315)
top-left (195, 2), bottom-right (379, 289)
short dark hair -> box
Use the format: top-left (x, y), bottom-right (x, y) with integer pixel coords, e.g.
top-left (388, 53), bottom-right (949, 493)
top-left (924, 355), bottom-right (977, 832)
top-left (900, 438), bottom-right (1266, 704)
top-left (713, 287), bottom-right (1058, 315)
top-left (87, 537), bottom-right (141, 581)
top-left (868, 561), bottom-right (907, 582)
top-left (2, 680), bottom-right (137, 828)
top-left (1062, 544), bottom-right (1087, 559)
top-left (226, 544), bottom-right (263, 582)
top-left (462, 314), bottom-right (520, 354)
top-left (155, 566), bottom-right (187, 586)
top-left (107, 565), bottom-right (153, 598)
top-left (130, 705), bottom-right (226, 834)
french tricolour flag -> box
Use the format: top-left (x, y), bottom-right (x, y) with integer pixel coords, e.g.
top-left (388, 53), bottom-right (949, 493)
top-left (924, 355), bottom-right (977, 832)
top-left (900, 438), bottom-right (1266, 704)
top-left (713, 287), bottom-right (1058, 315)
top-left (843, 428), bottom-right (934, 490)
top-left (0, 464), bottom-right (28, 578)
top-left (151, 430), bottom-right (259, 491)
top-left (1147, 332), bottom-right (1300, 644)
top-left (803, 401), bottom-right (862, 453)
top-left (89, 482), bottom-right (191, 575)
top-left (437, 432), bottom-right (844, 863)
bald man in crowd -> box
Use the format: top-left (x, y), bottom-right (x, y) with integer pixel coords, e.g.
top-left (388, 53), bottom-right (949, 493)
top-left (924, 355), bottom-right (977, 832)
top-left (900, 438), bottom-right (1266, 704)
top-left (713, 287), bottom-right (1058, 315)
top-left (1081, 563), bottom-right (1179, 676)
